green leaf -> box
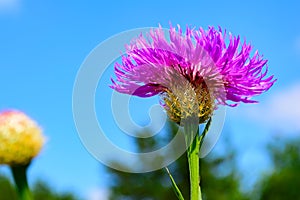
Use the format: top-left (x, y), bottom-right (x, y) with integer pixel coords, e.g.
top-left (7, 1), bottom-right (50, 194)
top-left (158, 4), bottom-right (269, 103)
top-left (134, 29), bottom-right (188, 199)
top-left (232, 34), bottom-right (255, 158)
top-left (165, 167), bottom-right (185, 200)
top-left (200, 118), bottom-right (212, 148)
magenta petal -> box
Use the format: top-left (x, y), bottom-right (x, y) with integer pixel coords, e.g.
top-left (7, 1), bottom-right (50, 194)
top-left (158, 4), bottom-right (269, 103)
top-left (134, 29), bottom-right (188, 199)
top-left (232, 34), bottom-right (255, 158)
top-left (132, 84), bottom-right (165, 97)
top-left (111, 24), bottom-right (276, 106)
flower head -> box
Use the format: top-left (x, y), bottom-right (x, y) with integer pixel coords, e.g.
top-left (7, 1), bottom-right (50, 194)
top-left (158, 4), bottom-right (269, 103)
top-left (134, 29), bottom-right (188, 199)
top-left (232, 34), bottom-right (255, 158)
top-left (111, 25), bottom-right (276, 123)
top-left (0, 110), bottom-right (44, 166)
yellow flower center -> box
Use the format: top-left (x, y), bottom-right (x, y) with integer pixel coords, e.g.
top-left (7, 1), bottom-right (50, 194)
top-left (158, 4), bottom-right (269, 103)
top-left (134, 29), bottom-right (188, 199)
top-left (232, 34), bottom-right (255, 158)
top-left (162, 81), bottom-right (214, 125)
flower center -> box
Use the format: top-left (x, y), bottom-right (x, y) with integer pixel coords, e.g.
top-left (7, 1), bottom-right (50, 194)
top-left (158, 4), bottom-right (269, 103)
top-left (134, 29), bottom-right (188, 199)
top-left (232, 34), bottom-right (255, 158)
top-left (162, 81), bottom-right (214, 125)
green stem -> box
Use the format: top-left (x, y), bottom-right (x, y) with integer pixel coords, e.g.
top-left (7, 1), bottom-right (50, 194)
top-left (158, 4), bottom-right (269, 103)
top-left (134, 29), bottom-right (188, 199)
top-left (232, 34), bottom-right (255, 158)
top-left (11, 165), bottom-right (32, 200)
top-left (185, 122), bottom-right (201, 200)
top-left (185, 118), bottom-right (211, 200)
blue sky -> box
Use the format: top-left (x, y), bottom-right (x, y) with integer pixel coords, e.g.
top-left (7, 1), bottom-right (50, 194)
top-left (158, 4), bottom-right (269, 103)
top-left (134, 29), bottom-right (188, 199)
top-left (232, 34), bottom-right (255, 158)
top-left (1, 0), bottom-right (300, 199)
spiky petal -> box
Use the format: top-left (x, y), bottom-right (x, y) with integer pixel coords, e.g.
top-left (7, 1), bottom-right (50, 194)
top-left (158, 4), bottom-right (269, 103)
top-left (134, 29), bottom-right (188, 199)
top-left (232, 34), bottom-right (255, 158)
top-left (111, 24), bottom-right (276, 122)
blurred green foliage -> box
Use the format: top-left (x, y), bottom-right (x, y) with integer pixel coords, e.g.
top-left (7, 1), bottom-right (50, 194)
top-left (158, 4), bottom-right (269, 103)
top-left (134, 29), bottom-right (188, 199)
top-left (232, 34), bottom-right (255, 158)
top-left (106, 123), bottom-right (249, 200)
top-left (106, 123), bottom-right (300, 200)
top-left (0, 174), bottom-right (17, 200)
top-left (1, 128), bottom-right (300, 200)
top-left (257, 138), bottom-right (300, 200)
top-left (0, 176), bottom-right (78, 200)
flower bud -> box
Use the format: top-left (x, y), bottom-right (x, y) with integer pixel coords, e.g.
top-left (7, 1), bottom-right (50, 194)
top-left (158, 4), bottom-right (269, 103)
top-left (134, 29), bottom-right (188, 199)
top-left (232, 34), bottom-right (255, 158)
top-left (0, 110), bottom-right (44, 166)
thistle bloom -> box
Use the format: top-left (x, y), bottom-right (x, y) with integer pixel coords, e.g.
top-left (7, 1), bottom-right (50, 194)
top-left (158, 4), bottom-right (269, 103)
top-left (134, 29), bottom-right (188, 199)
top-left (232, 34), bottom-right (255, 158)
top-left (0, 110), bottom-right (44, 166)
top-left (110, 25), bottom-right (276, 200)
top-left (111, 25), bottom-right (275, 124)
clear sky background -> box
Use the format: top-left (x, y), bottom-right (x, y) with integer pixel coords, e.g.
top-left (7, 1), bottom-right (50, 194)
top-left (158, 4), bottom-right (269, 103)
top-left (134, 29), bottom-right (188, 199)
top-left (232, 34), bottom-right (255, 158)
top-left (1, 1), bottom-right (300, 199)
